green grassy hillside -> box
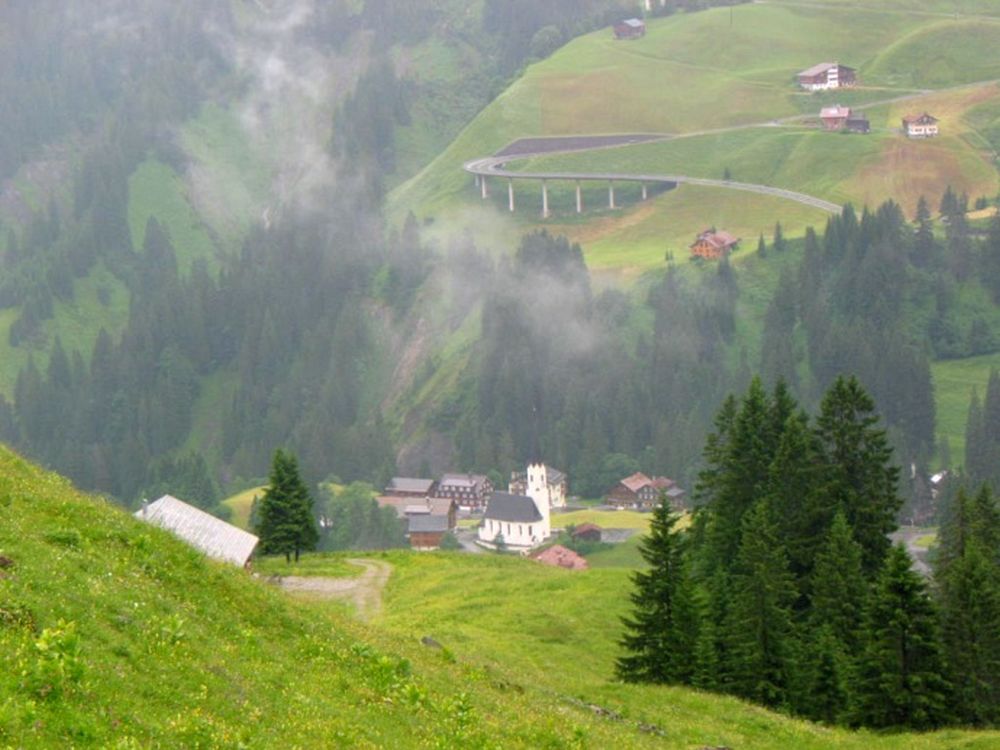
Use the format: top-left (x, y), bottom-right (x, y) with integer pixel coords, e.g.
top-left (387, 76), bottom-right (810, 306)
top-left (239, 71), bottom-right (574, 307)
top-left (0, 446), bottom-right (682, 748)
top-left (373, 551), bottom-right (1000, 749)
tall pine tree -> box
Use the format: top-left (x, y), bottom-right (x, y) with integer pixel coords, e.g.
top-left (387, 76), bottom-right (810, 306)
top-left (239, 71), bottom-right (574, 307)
top-left (255, 449), bottom-right (319, 562)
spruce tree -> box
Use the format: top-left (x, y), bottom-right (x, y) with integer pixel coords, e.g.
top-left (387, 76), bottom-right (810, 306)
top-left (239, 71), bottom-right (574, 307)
top-left (852, 545), bottom-right (950, 729)
top-left (757, 233), bottom-right (767, 257)
top-left (617, 501), bottom-right (697, 684)
top-left (255, 449), bottom-right (319, 562)
top-left (936, 485), bottom-right (1000, 724)
top-left (773, 222), bottom-right (786, 252)
top-left (722, 501), bottom-right (796, 708)
top-left (810, 511), bottom-right (867, 651)
top-left (815, 376), bottom-right (901, 577)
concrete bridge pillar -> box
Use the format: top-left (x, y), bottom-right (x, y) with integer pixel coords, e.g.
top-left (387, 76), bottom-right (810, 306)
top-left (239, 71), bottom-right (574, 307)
top-left (508, 179), bottom-right (515, 212)
top-left (609, 180), bottom-right (616, 209)
top-left (576, 181), bottom-right (583, 214)
top-left (542, 180), bottom-right (550, 218)
top-left (481, 176), bottom-right (488, 200)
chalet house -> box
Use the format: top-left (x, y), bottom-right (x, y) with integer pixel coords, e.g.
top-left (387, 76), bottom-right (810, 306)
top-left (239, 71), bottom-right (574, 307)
top-left (407, 512), bottom-right (450, 551)
top-left (384, 477), bottom-right (436, 498)
top-left (571, 523), bottom-right (602, 543)
top-left (690, 229), bottom-right (740, 260)
top-left (797, 62), bottom-right (857, 91)
top-left (509, 463), bottom-right (567, 510)
top-left (614, 18), bottom-right (646, 40)
top-left (902, 113), bottom-right (939, 138)
top-left (136, 495), bottom-right (259, 568)
top-left (820, 105), bottom-right (852, 131)
top-left (534, 544), bottom-right (588, 571)
top-left (434, 473), bottom-right (494, 511)
top-left (607, 472), bottom-right (685, 511)
top-left (479, 492), bottom-right (549, 551)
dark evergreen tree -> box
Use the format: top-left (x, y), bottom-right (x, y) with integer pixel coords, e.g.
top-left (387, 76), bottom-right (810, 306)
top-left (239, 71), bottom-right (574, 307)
top-left (852, 545), bottom-right (950, 729)
top-left (617, 501), bottom-right (698, 684)
top-left (722, 501), bottom-right (796, 708)
top-left (255, 449), bottom-right (319, 562)
top-left (814, 376), bottom-right (902, 577)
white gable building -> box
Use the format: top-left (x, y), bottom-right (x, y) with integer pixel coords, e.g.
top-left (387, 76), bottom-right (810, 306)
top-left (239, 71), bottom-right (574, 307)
top-left (478, 491), bottom-right (550, 551)
top-left (509, 463), bottom-right (567, 511)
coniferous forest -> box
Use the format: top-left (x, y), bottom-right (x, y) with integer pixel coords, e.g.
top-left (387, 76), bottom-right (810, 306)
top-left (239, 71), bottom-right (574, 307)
top-left (618, 376), bottom-right (1000, 730)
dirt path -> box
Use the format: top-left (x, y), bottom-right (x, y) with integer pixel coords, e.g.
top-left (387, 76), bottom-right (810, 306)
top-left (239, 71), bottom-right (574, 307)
top-left (272, 558), bottom-right (392, 621)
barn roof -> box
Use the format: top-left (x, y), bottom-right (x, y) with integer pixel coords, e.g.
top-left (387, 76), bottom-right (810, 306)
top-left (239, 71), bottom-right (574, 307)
top-left (902, 112), bottom-right (938, 124)
top-left (136, 495), bottom-right (258, 567)
top-left (438, 473), bottom-right (489, 490)
top-left (407, 514), bottom-right (450, 533)
top-left (820, 105), bottom-right (852, 119)
top-left (484, 493), bottom-right (543, 523)
top-left (386, 477), bottom-right (435, 494)
top-left (622, 18), bottom-right (645, 28)
top-left (620, 472), bottom-right (653, 492)
top-left (798, 61), bottom-right (836, 77)
top-left (572, 523), bottom-right (603, 536)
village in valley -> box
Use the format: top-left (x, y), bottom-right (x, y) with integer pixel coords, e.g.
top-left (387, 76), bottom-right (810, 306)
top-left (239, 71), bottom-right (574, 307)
top-left (138, 462), bottom-right (688, 573)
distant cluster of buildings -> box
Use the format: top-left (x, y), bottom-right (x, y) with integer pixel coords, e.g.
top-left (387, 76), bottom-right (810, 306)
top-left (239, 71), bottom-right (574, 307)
top-left (379, 463), bottom-right (683, 554)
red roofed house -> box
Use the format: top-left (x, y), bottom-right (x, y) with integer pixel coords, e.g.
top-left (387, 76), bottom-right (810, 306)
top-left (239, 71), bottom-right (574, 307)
top-left (690, 229), bottom-right (740, 260)
top-left (571, 523), bottom-right (602, 543)
top-left (820, 105), bottom-right (852, 131)
top-left (902, 113), bottom-right (939, 139)
top-left (608, 472), bottom-right (686, 511)
top-left (534, 544), bottom-right (589, 571)
top-left (614, 18), bottom-right (646, 40)
top-left (797, 62), bottom-right (857, 91)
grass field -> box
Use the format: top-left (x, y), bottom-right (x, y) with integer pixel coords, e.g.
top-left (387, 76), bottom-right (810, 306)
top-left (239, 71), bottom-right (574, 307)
top-left (1, 447), bottom-right (701, 748)
top-left (552, 509), bottom-right (653, 531)
top-left (254, 552), bottom-right (363, 579)
top-left (221, 485), bottom-right (265, 530)
top-left (374, 549), bottom-right (1000, 749)
top-left (0, 263), bottom-right (130, 397)
top-left (127, 159), bottom-right (220, 275)
top-left (390, 3), bottom-right (1000, 224)
top-left (931, 352), bottom-right (1000, 468)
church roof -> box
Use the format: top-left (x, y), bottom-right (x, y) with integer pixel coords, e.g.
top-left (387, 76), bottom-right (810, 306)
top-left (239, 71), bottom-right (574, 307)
top-left (484, 492), bottom-right (543, 523)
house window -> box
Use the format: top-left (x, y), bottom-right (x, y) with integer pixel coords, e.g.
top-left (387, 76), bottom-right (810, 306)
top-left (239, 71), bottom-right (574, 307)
top-left (518, 524), bottom-right (523, 536)
top-left (507, 523), bottom-right (511, 536)
top-left (529, 525), bottom-right (533, 537)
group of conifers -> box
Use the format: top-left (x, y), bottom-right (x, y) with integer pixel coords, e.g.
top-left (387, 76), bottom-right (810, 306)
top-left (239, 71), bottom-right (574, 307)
top-left (618, 375), bottom-right (1000, 730)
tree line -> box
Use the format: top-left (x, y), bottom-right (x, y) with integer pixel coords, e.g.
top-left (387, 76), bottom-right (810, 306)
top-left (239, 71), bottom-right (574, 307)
top-left (618, 377), bottom-right (1000, 729)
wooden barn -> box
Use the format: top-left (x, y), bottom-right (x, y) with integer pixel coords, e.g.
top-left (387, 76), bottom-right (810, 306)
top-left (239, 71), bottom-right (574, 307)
top-left (136, 495), bottom-right (259, 568)
top-left (384, 477), bottom-right (436, 498)
top-left (614, 18), bottom-right (646, 40)
top-left (820, 105), bottom-right (852, 131)
top-left (571, 523), bottom-right (602, 543)
top-left (902, 113), bottom-right (939, 138)
top-left (690, 229), bottom-right (740, 260)
top-left (797, 62), bottom-right (857, 91)
top-left (434, 473), bottom-right (494, 511)
top-left (607, 472), bottom-right (685, 511)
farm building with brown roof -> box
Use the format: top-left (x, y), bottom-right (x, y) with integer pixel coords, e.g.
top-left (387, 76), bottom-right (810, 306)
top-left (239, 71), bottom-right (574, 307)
top-left (608, 472), bottom-right (685, 511)
top-left (690, 229), bottom-right (740, 260)
top-left (797, 62), bottom-right (856, 91)
top-left (614, 18), bottom-right (646, 40)
top-left (902, 113), bottom-right (939, 138)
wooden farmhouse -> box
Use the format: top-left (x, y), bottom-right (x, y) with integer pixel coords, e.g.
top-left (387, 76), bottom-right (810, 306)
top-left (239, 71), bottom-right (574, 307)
top-left (690, 229), bottom-right (740, 260)
top-left (479, 492), bottom-right (550, 551)
top-left (797, 62), bottom-right (857, 91)
top-left (406, 512), bottom-right (451, 551)
top-left (136, 495), bottom-right (259, 568)
top-left (902, 113), bottom-right (939, 138)
top-left (845, 114), bottom-right (870, 134)
top-left (384, 477), bottom-right (437, 498)
top-left (820, 105), bottom-right (852, 131)
top-left (607, 472), bottom-right (685, 511)
top-left (434, 473), bottom-right (494, 511)
top-left (509, 463), bottom-right (567, 510)
top-left (376, 495), bottom-right (456, 530)
top-left (614, 18), bottom-right (646, 40)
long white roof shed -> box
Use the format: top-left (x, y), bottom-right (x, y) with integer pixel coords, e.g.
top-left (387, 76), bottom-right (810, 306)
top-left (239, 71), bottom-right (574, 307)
top-left (135, 494), bottom-right (259, 567)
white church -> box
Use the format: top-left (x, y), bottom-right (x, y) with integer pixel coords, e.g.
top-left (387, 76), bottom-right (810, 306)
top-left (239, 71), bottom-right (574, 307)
top-left (478, 463), bottom-right (562, 552)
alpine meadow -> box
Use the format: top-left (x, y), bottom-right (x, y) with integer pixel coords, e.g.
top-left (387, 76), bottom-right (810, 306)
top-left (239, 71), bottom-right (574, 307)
top-left (2, 0), bottom-right (1000, 747)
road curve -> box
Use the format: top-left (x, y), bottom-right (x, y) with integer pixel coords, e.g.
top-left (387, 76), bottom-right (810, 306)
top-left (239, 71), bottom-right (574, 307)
top-left (463, 151), bottom-right (842, 214)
